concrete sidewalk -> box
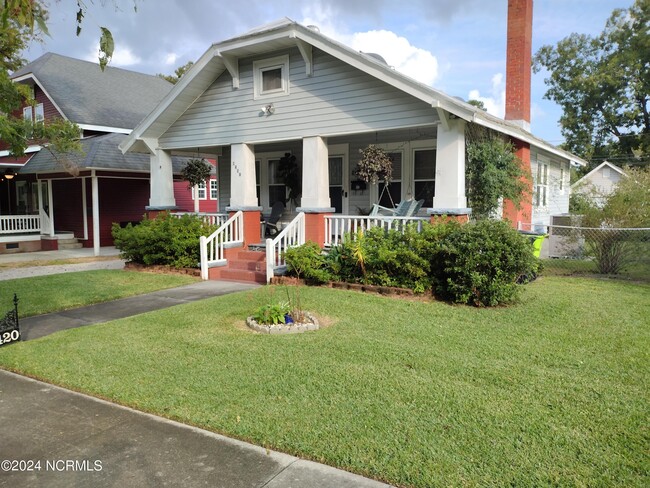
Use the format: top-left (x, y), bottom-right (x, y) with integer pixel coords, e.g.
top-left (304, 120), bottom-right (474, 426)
top-left (0, 370), bottom-right (390, 488)
top-left (19, 281), bottom-right (259, 341)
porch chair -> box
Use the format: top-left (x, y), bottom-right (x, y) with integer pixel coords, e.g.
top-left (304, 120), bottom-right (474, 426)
top-left (369, 198), bottom-right (424, 217)
top-left (262, 201), bottom-right (285, 237)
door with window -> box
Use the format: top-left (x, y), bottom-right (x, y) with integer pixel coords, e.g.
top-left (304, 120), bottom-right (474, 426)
top-left (327, 144), bottom-right (349, 214)
top-left (255, 152), bottom-right (288, 213)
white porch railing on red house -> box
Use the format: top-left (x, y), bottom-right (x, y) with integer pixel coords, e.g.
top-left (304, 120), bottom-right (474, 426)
top-left (324, 215), bottom-right (429, 246)
top-left (199, 211), bottom-right (244, 280)
top-left (171, 212), bottom-right (228, 227)
top-left (0, 215), bottom-right (41, 234)
top-left (266, 212), bottom-right (305, 283)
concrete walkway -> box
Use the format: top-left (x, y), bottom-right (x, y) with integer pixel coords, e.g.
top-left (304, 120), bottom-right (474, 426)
top-left (0, 370), bottom-right (390, 488)
top-left (19, 281), bottom-right (259, 341)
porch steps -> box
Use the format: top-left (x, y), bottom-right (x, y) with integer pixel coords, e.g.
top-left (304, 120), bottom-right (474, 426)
top-left (57, 236), bottom-right (83, 250)
top-left (209, 248), bottom-right (267, 284)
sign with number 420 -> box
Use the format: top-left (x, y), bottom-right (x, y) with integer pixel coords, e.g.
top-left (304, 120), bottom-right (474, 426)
top-left (0, 293), bottom-right (20, 347)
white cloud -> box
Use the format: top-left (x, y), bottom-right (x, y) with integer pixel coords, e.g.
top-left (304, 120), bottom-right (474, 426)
top-left (350, 31), bottom-right (438, 85)
top-left (300, 6), bottom-right (439, 86)
top-left (468, 73), bottom-right (505, 117)
top-left (164, 53), bottom-right (178, 66)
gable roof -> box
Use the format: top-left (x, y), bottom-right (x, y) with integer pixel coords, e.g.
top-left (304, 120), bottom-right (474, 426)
top-left (120, 18), bottom-right (587, 167)
top-left (19, 133), bottom-right (188, 174)
top-left (12, 53), bottom-right (173, 131)
top-left (571, 161), bottom-right (627, 189)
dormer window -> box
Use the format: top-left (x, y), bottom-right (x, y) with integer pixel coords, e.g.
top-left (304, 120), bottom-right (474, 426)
top-left (254, 55), bottom-right (289, 99)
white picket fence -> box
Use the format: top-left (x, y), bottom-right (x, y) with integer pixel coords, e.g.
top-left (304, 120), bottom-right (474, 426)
top-left (171, 212), bottom-right (228, 227)
top-left (324, 215), bottom-right (428, 246)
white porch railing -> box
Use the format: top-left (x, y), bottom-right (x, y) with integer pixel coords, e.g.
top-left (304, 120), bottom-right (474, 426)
top-left (199, 211), bottom-right (244, 280)
top-left (171, 212), bottom-right (228, 227)
top-left (265, 212), bottom-right (305, 283)
top-left (0, 215), bottom-right (41, 234)
top-left (324, 215), bottom-right (429, 246)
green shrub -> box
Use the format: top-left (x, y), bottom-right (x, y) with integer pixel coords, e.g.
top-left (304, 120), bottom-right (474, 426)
top-left (433, 219), bottom-right (538, 306)
top-left (284, 241), bottom-right (330, 283)
top-left (285, 220), bottom-right (538, 307)
top-left (112, 212), bottom-right (216, 269)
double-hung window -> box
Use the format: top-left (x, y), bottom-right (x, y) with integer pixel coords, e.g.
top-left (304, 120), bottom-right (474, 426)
top-left (193, 181), bottom-right (207, 200)
top-left (34, 104), bottom-right (45, 123)
top-left (535, 161), bottom-right (549, 207)
top-left (253, 55), bottom-right (290, 99)
top-left (210, 180), bottom-right (218, 200)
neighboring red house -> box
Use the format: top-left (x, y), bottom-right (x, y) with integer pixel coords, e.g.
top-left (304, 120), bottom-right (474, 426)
top-left (173, 159), bottom-right (219, 213)
top-left (0, 53), bottom-right (218, 254)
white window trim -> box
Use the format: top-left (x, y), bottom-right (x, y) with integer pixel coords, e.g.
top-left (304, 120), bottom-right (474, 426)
top-left (535, 159), bottom-right (550, 208)
top-left (253, 55), bottom-right (290, 100)
top-left (410, 140), bottom-right (436, 204)
top-left (23, 106), bottom-right (32, 121)
top-left (256, 151), bottom-right (288, 211)
top-left (34, 103), bottom-right (44, 122)
top-left (209, 179), bottom-right (218, 200)
top-left (192, 181), bottom-right (207, 201)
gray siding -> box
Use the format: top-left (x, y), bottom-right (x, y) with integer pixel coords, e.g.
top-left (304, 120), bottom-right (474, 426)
top-left (531, 150), bottom-right (570, 227)
top-left (159, 48), bottom-right (438, 149)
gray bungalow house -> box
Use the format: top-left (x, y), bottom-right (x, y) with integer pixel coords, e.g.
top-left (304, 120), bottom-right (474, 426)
top-left (120, 15), bottom-right (587, 281)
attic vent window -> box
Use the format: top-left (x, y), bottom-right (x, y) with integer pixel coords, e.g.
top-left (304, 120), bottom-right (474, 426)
top-left (254, 55), bottom-right (290, 99)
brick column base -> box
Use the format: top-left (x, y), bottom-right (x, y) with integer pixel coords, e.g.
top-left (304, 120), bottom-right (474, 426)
top-left (427, 208), bottom-right (472, 225)
top-left (297, 207), bottom-right (335, 248)
top-left (229, 209), bottom-right (261, 247)
top-left (304, 213), bottom-right (329, 248)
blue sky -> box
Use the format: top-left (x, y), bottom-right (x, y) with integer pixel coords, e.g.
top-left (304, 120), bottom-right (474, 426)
top-left (27, 0), bottom-right (634, 148)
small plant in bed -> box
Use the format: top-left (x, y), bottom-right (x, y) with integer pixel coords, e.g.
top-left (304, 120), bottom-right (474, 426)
top-left (247, 287), bottom-right (318, 333)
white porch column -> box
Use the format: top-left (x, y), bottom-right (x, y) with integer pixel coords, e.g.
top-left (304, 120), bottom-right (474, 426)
top-left (299, 136), bottom-right (331, 209)
top-left (81, 177), bottom-right (88, 240)
top-left (91, 170), bottom-right (100, 256)
top-left (432, 119), bottom-right (468, 210)
top-left (229, 143), bottom-right (258, 208)
top-left (148, 148), bottom-right (176, 209)
top-left (47, 179), bottom-right (55, 237)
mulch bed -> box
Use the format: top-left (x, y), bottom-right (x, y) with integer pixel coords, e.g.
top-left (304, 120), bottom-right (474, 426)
top-left (270, 275), bottom-right (426, 299)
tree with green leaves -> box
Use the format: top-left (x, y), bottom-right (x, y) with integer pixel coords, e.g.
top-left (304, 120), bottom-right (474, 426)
top-left (533, 0), bottom-right (649, 170)
top-left (158, 61), bottom-right (194, 84)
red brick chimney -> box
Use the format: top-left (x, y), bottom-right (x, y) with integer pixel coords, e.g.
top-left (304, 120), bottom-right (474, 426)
top-left (502, 0), bottom-right (533, 227)
top-left (505, 0), bottom-right (533, 131)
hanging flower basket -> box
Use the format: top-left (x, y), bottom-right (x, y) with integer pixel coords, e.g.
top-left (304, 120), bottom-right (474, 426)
top-left (353, 144), bottom-right (393, 184)
top-left (180, 158), bottom-right (212, 188)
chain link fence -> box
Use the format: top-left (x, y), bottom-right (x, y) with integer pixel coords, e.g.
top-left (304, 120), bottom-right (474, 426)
top-left (519, 222), bottom-right (650, 281)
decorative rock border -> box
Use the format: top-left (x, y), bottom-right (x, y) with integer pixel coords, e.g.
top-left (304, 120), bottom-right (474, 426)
top-left (246, 312), bottom-right (320, 334)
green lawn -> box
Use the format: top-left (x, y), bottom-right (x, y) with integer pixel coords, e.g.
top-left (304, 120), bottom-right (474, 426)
top-left (1, 277), bottom-right (648, 487)
top-left (0, 270), bottom-right (198, 317)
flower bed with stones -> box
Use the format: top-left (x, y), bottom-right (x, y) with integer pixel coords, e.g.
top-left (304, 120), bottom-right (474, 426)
top-left (246, 312), bottom-right (319, 334)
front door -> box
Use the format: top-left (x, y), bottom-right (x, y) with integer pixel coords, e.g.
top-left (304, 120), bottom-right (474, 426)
top-left (328, 144), bottom-right (349, 214)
